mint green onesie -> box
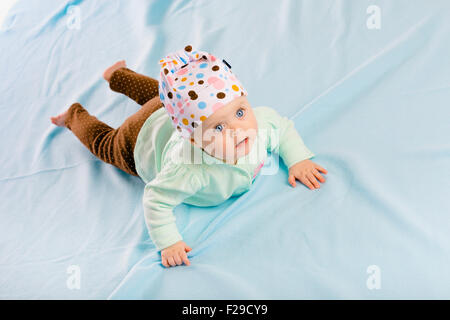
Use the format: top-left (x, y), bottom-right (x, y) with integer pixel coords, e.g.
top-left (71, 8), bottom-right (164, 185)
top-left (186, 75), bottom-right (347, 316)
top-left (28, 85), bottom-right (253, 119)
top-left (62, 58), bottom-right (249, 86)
top-left (133, 106), bottom-right (315, 250)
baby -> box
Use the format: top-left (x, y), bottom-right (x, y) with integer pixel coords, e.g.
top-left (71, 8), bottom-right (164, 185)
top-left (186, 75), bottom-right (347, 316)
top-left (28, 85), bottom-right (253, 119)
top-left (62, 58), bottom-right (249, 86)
top-left (50, 45), bottom-right (327, 268)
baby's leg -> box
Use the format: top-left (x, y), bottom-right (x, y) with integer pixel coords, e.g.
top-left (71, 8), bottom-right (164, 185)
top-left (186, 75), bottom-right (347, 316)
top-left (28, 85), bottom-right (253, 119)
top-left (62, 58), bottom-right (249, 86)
top-left (109, 67), bottom-right (160, 106)
top-left (64, 102), bottom-right (138, 176)
top-left (63, 98), bottom-right (163, 176)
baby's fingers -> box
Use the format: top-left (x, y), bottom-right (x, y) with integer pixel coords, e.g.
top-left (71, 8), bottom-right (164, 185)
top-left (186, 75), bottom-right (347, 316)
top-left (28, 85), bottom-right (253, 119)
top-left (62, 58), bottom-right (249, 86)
top-left (167, 256), bottom-right (176, 267)
top-left (161, 256), bottom-right (169, 268)
top-left (181, 250), bottom-right (191, 266)
top-left (312, 169), bottom-right (326, 183)
top-left (300, 176), bottom-right (315, 190)
top-left (315, 164), bottom-right (328, 174)
top-left (174, 253), bottom-right (183, 266)
top-left (288, 174), bottom-right (297, 187)
top-left (307, 173), bottom-right (320, 189)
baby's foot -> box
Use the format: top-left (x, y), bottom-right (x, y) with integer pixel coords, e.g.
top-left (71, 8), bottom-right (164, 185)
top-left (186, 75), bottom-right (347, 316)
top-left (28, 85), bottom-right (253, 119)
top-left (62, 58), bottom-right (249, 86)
top-left (103, 60), bottom-right (126, 82)
top-left (50, 110), bottom-right (69, 127)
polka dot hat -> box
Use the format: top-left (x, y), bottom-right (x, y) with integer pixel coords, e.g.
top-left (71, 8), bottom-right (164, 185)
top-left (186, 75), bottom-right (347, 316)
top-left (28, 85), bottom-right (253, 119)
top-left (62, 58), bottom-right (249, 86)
top-left (158, 44), bottom-right (248, 139)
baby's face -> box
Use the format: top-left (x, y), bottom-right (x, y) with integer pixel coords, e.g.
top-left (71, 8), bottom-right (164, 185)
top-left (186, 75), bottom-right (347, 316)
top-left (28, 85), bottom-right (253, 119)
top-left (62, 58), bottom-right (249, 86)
top-left (189, 96), bottom-right (258, 164)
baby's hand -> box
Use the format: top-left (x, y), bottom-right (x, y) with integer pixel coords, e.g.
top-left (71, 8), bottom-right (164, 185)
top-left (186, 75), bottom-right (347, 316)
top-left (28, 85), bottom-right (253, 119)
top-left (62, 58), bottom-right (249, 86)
top-left (160, 240), bottom-right (192, 268)
top-left (288, 159), bottom-right (328, 190)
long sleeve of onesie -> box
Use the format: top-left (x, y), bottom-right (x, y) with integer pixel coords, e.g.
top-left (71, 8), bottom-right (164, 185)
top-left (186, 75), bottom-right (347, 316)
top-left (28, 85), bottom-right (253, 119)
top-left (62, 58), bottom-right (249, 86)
top-left (142, 165), bottom-right (206, 250)
top-left (257, 106), bottom-right (315, 169)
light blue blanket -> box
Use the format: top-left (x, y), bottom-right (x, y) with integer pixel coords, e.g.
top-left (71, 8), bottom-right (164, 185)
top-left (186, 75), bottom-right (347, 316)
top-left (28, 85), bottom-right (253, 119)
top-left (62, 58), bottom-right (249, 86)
top-left (1, 0), bottom-right (449, 299)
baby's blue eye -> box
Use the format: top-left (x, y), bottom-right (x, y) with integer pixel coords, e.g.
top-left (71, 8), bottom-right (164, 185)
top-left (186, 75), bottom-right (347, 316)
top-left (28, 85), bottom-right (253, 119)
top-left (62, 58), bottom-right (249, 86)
top-left (236, 108), bottom-right (245, 118)
top-left (214, 124), bottom-right (223, 132)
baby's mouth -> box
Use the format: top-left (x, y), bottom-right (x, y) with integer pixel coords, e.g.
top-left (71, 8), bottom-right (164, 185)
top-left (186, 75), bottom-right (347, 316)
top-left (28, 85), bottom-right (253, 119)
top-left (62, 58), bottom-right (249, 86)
top-left (235, 137), bottom-right (249, 148)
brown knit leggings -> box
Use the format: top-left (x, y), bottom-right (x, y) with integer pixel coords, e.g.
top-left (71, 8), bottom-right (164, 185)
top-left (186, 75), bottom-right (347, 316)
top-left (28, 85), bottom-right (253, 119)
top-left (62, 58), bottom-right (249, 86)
top-left (64, 68), bottom-right (164, 176)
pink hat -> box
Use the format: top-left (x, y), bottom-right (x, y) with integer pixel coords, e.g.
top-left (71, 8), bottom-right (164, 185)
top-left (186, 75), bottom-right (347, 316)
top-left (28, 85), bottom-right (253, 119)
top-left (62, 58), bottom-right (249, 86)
top-left (158, 44), bottom-right (248, 139)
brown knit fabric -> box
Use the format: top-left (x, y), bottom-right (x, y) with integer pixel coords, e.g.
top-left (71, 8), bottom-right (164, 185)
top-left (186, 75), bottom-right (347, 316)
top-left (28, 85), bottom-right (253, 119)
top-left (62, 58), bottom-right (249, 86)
top-left (64, 68), bottom-right (164, 176)
top-left (109, 67), bottom-right (160, 105)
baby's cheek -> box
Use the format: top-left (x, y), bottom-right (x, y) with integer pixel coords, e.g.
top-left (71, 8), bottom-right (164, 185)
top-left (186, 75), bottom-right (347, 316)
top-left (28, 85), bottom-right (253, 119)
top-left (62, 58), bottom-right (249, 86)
top-left (221, 137), bottom-right (234, 158)
top-left (225, 136), bottom-right (237, 151)
top-left (207, 135), bottom-right (226, 157)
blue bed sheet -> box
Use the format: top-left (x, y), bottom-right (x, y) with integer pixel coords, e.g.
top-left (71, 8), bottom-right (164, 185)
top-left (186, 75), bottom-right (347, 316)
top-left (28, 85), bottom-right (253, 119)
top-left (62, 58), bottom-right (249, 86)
top-left (1, 0), bottom-right (449, 299)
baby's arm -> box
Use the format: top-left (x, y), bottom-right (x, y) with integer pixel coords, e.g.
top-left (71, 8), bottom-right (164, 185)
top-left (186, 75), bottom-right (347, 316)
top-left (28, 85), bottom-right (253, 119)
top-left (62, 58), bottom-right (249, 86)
top-left (257, 106), bottom-right (327, 189)
top-left (143, 165), bottom-right (204, 267)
